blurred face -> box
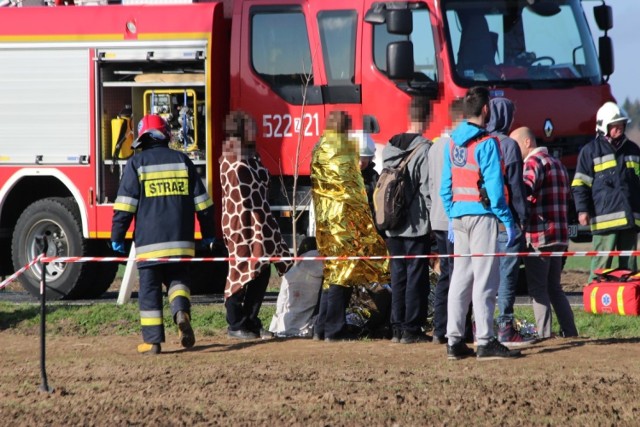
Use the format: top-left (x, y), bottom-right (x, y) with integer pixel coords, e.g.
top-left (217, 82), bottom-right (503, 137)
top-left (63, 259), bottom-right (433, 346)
top-left (514, 137), bottom-right (528, 158)
top-left (481, 104), bottom-right (490, 126)
top-left (359, 156), bottom-right (372, 170)
top-left (326, 111), bottom-right (352, 134)
top-left (244, 118), bottom-right (257, 142)
top-left (222, 136), bottom-right (241, 161)
top-left (608, 122), bottom-right (625, 139)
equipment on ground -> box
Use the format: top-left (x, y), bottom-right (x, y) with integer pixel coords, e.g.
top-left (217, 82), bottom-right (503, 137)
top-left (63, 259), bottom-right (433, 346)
top-left (583, 269), bottom-right (640, 316)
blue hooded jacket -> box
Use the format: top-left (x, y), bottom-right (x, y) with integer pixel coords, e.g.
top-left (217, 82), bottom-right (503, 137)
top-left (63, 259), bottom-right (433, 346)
top-left (440, 121), bottom-right (514, 228)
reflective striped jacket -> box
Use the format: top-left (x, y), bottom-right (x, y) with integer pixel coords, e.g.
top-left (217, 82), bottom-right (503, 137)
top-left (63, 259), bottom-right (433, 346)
top-left (111, 143), bottom-right (215, 262)
top-left (440, 121), bottom-right (514, 229)
top-left (450, 135), bottom-right (510, 206)
top-left (571, 135), bottom-right (640, 234)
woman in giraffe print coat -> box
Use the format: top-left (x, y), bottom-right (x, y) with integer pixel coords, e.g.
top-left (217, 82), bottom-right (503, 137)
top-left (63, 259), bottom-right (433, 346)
top-left (220, 111), bottom-right (293, 340)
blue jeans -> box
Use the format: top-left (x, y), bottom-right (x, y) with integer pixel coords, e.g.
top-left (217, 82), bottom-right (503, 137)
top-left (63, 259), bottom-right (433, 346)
top-left (496, 227), bottom-right (523, 326)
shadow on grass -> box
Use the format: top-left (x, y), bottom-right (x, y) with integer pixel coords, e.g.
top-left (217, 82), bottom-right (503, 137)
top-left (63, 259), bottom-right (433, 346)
top-left (586, 336), bottom-right (640, 345)
top-left (530, 336), bottom-right (640, 355)
top-left (0, 305), bottom-right (47, 331)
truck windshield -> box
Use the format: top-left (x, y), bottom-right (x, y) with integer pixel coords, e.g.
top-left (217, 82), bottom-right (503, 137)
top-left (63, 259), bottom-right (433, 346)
top-left (442, 0), bottom-right (601, 87)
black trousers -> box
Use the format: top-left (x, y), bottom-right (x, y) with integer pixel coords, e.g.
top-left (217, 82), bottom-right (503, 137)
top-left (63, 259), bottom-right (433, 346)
top-left (433, 230), bottom-right (453, 338)
top-left (138, 263), bottom-right (191, 344)
top-left (225, 267), bottom-right (270, 333)
top-left (386, 235), bottom-right (430, 335)
top-left (314, 285), bottom-right (353, 339)
top-left (432, 230), bottom-right (473, 340)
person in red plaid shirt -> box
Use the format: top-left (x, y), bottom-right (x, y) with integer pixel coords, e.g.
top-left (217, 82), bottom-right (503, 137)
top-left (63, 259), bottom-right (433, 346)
top-left (511, 127), bottom-right (578, 339)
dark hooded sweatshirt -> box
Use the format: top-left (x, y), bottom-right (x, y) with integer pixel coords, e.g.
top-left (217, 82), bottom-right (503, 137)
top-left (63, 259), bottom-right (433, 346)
top-left (486, 97), bottom-right (527, 227)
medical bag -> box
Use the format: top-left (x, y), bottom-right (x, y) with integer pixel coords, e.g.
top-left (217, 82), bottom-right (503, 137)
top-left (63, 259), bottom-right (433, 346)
top-left (583, 269), bottom-right (640, 316)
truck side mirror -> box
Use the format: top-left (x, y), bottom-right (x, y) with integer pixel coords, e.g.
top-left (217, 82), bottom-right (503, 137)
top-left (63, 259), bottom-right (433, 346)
top-left (387, 41), bottom-right (414, 81)
top-left (594, 4), bottom-right (613, 31)
top-left (386, 9), bottom-right (412, 35)
top-left (526, 0), bottom-right (560, 17)
top-left (364, 3), bottom-right (386, 24)
top-left (598, 35), bottom-right (614, 76)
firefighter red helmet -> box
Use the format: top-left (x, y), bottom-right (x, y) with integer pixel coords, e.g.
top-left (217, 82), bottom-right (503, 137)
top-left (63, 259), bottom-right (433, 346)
top-left (133, 114), bottom-right (171, 148)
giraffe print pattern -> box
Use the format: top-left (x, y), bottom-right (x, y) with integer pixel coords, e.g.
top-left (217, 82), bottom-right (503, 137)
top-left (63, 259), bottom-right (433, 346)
top-left (220, 155), bottom-right (292, 297)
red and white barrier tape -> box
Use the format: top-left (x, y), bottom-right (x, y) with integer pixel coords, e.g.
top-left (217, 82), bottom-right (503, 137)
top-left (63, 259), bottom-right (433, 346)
top-left (3, 250), bottom-right (638, 290)
top-left (38, 250), bottom-right (640, 264)
top-left (0, 254), bottom-right (43, 290)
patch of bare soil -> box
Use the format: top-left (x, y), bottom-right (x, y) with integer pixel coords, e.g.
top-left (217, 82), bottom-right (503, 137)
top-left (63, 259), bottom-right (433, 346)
top-left (1, 331), bottom-right (639, 426)
top-left (561, 270), bottom-right (589, 293)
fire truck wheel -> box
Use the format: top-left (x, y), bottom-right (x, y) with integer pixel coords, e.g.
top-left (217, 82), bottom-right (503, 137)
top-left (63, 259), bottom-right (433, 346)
top-left (11, 197), bottom-right (97, 300)
top-left (72, 241), bottom-right (119, 299)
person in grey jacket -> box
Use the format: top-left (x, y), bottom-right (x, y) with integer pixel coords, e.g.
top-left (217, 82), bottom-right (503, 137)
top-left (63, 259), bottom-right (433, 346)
top-left (428, 99), bottom-right (472, 344)
top-left (486, 97), bottom-right (535, 347)
top-left (381, 96), bottom-right (432, 344)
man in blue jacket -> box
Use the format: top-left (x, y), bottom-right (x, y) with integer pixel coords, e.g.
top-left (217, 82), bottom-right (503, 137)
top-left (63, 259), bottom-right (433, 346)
top-left (441, 87), bottom-right (521, 360)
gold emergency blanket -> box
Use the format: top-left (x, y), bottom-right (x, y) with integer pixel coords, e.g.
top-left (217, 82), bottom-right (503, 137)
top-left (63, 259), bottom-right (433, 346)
top-left (311, 130), bottom-right (390, 288)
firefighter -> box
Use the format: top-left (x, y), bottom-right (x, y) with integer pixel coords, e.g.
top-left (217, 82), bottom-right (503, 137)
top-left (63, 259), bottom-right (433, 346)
top-left (111, 114), bottom-right (215, 355)
top-left (572, 102), bottom-right (640, 282)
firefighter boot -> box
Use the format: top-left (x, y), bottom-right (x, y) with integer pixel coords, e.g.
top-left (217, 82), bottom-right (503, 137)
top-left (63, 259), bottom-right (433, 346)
top-left (137, 343), bottom-right (161, 355)
top-left (176, 311), bottom-right (196, 349)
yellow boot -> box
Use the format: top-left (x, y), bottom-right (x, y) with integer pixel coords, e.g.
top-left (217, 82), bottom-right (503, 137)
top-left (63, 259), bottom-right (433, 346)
top-left (137, 343), bottom-right (161, 355)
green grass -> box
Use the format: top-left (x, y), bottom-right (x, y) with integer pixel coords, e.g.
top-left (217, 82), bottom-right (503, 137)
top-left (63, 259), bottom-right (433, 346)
top-left (513, 306), bottom-right (640, 338)
top-left (1, 301), bottom-right (638, 340)
top-left (563, 255), bottom-right (592, 271)
top-left (563, 253), bottom-right (629, 271)
top-left (0, 301), bottom-right (276, 337)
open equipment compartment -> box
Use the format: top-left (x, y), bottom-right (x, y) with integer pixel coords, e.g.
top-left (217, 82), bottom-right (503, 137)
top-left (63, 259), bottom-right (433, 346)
top-left (95, 42), bottom-right (208, 204)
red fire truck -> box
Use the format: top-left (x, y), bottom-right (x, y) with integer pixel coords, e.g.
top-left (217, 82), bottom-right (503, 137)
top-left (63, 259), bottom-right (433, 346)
top-left (0, 0), bottom-right (615, 299)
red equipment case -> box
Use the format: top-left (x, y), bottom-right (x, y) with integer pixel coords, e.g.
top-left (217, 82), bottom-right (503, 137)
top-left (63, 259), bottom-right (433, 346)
top-left (583, 269), bottom-right (640, 316)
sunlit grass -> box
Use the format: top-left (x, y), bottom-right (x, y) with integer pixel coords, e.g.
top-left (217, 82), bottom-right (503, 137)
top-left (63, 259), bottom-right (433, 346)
top-left (2, 301), bottom-right (637, 340)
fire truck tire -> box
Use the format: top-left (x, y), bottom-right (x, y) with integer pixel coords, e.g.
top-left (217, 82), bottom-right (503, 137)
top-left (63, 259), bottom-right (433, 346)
top-left (72, 241), bottom-right (119, 299)
top-left (11, 197), bottom-right (97, 300)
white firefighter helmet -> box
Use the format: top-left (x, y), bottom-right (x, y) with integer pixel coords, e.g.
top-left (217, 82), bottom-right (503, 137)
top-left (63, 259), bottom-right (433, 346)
top-left (350, 130), bottom-right (376, 157)
top-left (596, 101), bottom-right (631, 135)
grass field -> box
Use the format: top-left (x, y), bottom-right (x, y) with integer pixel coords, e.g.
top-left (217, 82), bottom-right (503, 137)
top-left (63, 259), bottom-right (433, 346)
top-left (563, 254), bottom-right (591, 271)
top-left (2, 301), bottom-right (639, 340)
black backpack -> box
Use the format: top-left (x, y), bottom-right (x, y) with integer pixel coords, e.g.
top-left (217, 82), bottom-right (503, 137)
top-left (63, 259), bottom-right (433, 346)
top-left (373, 139), bottom-right (427, 231)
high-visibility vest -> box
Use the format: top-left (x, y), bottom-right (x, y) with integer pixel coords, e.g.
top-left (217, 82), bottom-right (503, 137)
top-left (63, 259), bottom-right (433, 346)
top-left (450, 135), bottom-right (509, 205)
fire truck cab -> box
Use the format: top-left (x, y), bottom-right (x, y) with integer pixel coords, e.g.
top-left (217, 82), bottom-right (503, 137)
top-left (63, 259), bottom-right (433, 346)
top-left (0, 0), bottom-right (614, 299)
